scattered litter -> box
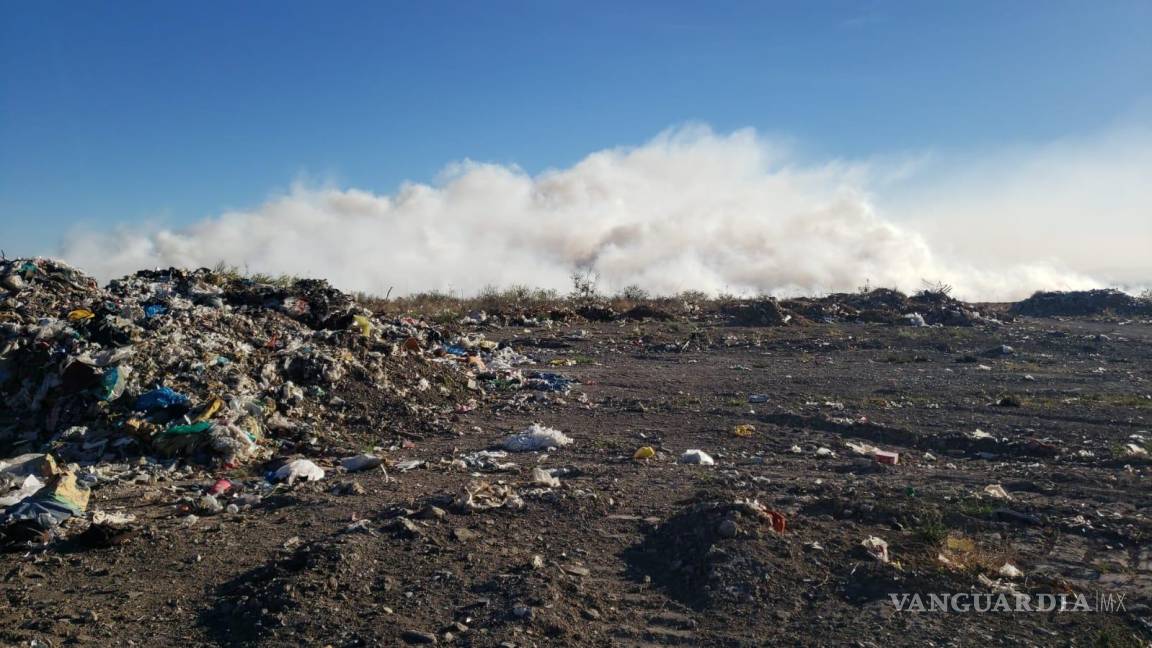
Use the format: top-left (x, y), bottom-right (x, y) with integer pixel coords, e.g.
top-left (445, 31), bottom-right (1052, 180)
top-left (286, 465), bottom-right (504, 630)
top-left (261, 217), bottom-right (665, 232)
top-left (342, 454), bottom-right (383, 472)
top-left (984, 344), bottom-right (1015, 357)
top-left (999, 563), bottom-right (1024, 579)
top-left (134, 387), bottom-right (191, 412)
top-left (344, 519), bottom-right (376, 535)
top-left (530, 466), bottom-right (560, 488)
top-left (1123, 443), bottom-right (1148, 456)
top-left (458, 450), bottom-right (517, 472)
top-left (273, 459), bottom-right (325, 485)
top-left (845, 441), bottom-right (879, 455)
top-left (846, 441), bottom-right (898, 464)
top-left (679, 449), bottom-right (715, 465)
top-left (394, 459), bottom-right (425, 472)
top-left (0, 475), bottom-right (44, 507)
top-left (873, 450), bottom-right (899, 465)
top-left (983, 484), bottom-right (1012, 500)
top-left (903, 312), bottom-right (927, 326)
top-left (500, 424), bottom-right (573, 452)
top-left (91, 510), bottom-right (136, 526)
top-left (861, 536), bottom-right (890, 563)
top-left (454, 481), bottom-right (524, 512)
top-left (198, 494), bottom-right (223, 515)
top-left (0, 470), bottom-right (90, 529)
top-left (633, 446), bottom-right (656, 460)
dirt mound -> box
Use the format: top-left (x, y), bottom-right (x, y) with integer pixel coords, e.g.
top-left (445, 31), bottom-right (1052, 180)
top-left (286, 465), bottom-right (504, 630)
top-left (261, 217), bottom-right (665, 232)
top-left (626, 500), bottom-right (803, 608)
top-left (1011, 289), bottom-right (1152, 317)
top-left (203, 540), bottom-right (357, 644)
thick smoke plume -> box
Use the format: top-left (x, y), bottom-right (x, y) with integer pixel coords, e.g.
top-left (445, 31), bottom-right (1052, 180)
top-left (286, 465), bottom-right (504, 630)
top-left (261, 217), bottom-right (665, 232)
top-left (60, 126), bottom-right (1109, 300)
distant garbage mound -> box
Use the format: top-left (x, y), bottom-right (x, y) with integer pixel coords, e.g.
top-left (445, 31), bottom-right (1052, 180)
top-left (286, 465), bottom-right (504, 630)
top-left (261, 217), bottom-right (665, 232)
top-left (721, 289), bottom-right (994, 327)
top-left (720, 299), bottom-right (792, 326)
top-left (1010, 289), bottom-right (1152, 317)
top-left (0, 258), bottom-right (466, 467)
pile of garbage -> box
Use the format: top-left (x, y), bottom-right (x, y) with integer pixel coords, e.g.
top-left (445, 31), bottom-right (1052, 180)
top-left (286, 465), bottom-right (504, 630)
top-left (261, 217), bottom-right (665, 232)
top-left (431, 335), bottom-right (576, 396)
top-left (1010, 289), bottom-right (1152, 317)
top-left (0, 258), bottom-right (504, 542)
top-left (722, 289), bottom-right (996, 327)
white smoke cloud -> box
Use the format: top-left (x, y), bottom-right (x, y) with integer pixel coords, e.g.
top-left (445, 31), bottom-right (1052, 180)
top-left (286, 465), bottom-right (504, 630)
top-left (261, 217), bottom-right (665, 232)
top-left (883, 125), bottom-right (1152, 291)
top-left (60, 124), bottom-right (1128, 301)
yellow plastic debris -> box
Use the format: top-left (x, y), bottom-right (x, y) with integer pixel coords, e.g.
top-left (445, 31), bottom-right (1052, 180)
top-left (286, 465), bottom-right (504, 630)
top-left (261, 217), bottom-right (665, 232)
top-left (352, 315), bottom-right (373, 336)
top-left (193, 397), bottom-right (224, 422)
top-left (633, 446), bottom-right (656, 460)
top-left (732, 424), bottom-right (756, 437)
top-left (44, 471), bottom-right (91, 515)
top-left (67, 308), bottom-right (95, 322)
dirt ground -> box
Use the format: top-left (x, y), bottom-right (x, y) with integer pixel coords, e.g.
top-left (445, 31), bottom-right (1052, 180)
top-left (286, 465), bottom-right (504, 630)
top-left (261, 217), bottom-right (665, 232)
top-left (2, 315), bottom-right (1150, 647)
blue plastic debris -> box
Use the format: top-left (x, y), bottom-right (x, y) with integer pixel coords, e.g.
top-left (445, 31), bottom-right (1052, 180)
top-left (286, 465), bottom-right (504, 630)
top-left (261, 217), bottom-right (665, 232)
top-left (526, 371), bottom-right (575, 392)
top-left (134, 387), bottom-right (190, 411)
top-left (444, 344), bottom-right (469, 357)
top-left (100, 366), bottom-right (127, 401)
top-left (144, 304), bottom-right (168, 318)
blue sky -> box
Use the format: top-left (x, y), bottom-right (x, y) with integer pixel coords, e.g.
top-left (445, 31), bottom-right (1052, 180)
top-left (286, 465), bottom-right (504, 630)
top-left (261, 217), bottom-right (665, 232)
top-left (2, 1), bottom-right (1150, 259)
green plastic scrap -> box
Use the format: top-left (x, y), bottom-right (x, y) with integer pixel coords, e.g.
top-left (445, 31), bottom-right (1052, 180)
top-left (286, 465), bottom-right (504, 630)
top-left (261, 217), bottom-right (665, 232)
top-left (163, 421), bottom-right (214, 436)
top-left (153, 420), bottom-right (214, 457)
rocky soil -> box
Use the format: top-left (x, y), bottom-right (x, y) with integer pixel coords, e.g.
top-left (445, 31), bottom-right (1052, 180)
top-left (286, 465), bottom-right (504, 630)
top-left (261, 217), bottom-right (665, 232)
top-left (1, 260), bottom-right (1150, 647)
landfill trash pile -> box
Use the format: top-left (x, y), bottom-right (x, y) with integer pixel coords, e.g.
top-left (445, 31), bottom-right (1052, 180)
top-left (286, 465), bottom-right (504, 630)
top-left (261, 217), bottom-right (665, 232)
top-left (1010, 288), bottom-right (1152, 317)
top-left (0, 258), bottom-right (505, 548)
top-left (777, 288), bottom-right (998, 326)
top-left (0, 259), bottom-right (475, 463)
top-left (379, 286), bottom-right (1009, 329)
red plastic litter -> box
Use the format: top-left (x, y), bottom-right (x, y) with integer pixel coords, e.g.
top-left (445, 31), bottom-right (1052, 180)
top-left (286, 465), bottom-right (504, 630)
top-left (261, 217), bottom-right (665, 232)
top-left (208, 478), bottom-right (233, 495)
top-left (873, 451), bottom-right (899, 465)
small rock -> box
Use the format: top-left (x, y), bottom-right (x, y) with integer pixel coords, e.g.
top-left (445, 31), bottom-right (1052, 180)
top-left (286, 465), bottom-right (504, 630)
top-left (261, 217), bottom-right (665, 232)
top-left (415, 505), bottom-right (446, 520)
top-left (400, 629), bottom-right (438, 644)
top-left (561, 564), bottom-right (590, 577)
top-left (387, 518), bottom-right (423, 539)
top-left (452, 527), bottom-right (479, 542)
top-left (716, 519), bottom-right (738, 538)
